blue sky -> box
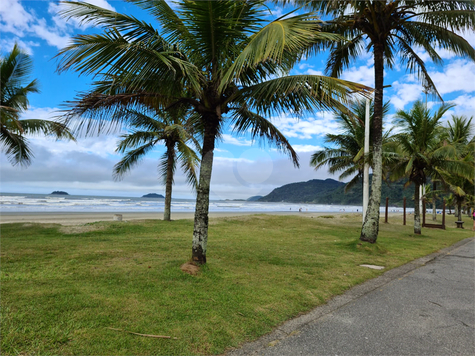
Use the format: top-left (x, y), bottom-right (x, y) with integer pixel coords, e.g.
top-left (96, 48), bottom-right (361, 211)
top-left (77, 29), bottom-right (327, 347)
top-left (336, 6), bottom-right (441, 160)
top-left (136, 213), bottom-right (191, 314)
top-left (1, 0), bottom-right (474, 199)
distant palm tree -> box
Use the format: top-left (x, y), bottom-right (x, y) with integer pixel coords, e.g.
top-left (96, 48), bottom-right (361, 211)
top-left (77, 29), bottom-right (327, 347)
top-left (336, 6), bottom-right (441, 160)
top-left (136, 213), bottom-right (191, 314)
top-left (389, 101), bottom-right (472, 234)
top-left (113, 107), bottom-right (200, 221)
top-left (444, 115), bottom-right (474, 147)
top-left (445, 194), bottom-right (455, 215)
top-left (1, 44), bottom-right (73, 166)
top-left (440, 115), bottom-right (475, 223)
top-left (57, 0), bottom-right (370, 264)
top-left (310, 100), bottom-right (392, 192)
top-left (284, 0), bottom-right (475, 242)
top-left (444, 162), bottom-right (474, 223)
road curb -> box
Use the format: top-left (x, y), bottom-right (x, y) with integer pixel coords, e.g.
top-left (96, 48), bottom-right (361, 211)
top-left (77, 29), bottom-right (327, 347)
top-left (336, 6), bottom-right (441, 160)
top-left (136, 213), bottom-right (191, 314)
top-left (225, 237), bottom-right (475, 356)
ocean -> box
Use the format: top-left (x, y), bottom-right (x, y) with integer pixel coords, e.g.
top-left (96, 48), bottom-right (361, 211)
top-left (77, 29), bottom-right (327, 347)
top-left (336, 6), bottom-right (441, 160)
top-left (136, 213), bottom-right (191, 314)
top-left (0, 192), bottom-right (407, 214)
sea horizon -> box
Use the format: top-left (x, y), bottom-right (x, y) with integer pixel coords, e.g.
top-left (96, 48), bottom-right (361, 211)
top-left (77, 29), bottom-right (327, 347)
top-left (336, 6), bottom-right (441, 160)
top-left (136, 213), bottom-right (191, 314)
top-left (0, 192), bottom-right (410, 214)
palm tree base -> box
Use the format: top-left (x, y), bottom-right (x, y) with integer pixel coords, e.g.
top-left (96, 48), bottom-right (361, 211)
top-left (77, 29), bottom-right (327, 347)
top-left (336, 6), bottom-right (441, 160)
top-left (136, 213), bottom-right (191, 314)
top-left (359, 236), bottom-right (377, 244)
top-left (192, 247), bottom-right (206, 265)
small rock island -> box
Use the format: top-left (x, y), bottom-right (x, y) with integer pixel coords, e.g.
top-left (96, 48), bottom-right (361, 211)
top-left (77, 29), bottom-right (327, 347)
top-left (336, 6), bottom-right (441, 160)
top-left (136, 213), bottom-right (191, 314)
top-left (142, 193), bottom-right (165, 198)
top-left (50, 191), bottom-right (69, 195)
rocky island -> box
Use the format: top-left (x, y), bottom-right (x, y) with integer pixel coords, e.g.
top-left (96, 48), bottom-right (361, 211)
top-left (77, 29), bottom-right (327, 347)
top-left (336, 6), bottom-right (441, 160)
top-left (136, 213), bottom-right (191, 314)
top-left (142, 193), bottom-right (165, 198)
top-left (50, 191), bottom-right (69, 195)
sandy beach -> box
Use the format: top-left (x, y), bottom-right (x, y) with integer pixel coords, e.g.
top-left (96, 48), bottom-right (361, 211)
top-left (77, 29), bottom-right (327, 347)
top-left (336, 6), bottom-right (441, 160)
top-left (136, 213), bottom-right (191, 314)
top-left (0, 211), bottom-right (409, 226)
top-left (0, 211), bottom-right (334, 225)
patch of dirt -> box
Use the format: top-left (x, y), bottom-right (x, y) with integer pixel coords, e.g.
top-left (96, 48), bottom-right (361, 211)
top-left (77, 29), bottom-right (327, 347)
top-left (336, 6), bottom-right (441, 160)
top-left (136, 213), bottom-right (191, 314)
top-left (21, 223), bottom-right (58, 229)
top-left (59, 224), bottom-right (106, 235)
top-left (180, 262), bottom-right (200, 276)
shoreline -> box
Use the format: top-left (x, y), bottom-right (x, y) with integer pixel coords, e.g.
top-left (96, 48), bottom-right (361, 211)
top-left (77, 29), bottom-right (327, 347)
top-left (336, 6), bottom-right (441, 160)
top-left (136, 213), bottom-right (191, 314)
top-left (0, 211), bottom-right (408, 226)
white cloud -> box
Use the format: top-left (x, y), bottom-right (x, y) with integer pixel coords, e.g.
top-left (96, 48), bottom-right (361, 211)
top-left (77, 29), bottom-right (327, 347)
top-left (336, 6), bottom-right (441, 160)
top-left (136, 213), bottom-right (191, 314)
top-left (214, 148), bottom-right (229, 153)
top-left (458, 30), bottom-right (475, 47)
top-left (292, 144), bottom-right (323, 153)
top-left (0, 37), bottom-right (39, 55)
top-left (389, 59), bottom-right (475, 109)
top-left (448, 94), bottom-right (475, 119)
top-left (221, 134), bottom-right (252, 146)
top-left (83, 0), bottom-right (115, 12)
top-left (17, 107), bottom-right (121, 158)
top-left (271, 112), bottom-right (339, 140)
top-left (0, 0), bottom-right (116, 51)
top-left (30, 19), bottom-right (71, 49)
top-left (0, 0), bottom-right (34, 34)
top-left (341, 65), bottom-right (375, 87)
top-left (214, 156), bottom-right (254, 164)
top-left (306, 69), bottom-right (323, 76)
top-left (430, 59), bottom-right (475, 95)
top-left (389, 80), bottom-right (424, 109)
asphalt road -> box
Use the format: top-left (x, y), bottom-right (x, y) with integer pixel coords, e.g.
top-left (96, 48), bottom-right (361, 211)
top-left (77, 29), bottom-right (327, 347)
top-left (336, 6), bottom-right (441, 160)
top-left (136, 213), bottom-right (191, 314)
top-left (228, 238), bottom-right (475, 356)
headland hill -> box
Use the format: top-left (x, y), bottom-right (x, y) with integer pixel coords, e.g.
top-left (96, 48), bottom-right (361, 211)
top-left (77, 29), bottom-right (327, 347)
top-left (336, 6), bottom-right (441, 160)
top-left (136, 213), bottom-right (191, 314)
top-left (257, 178), bottom-right (415, 207)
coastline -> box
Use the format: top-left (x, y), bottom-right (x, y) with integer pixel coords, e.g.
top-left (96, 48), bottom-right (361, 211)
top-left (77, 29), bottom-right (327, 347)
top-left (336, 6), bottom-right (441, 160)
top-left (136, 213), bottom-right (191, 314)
top-left (0, 211), bottom-right (364, 225)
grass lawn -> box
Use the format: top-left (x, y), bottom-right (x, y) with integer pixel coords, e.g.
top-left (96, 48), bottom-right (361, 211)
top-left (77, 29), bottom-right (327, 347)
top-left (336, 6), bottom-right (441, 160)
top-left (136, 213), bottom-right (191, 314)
top-left (1, 213), bottom-right (473, 355)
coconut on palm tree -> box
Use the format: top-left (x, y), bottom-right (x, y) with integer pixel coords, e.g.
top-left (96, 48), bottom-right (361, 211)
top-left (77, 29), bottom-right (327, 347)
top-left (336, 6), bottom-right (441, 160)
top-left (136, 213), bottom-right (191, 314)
top-left (113, 106), bottom-right (200, 221)
top-left (311, 100), bottom-right (392, 192)
top-left (389, 101), bottom-right (472, 234)
top-left (283, 0), bottom-right (475, 242)
top-left (1, 44), bottom-right (74, 166)
top-left (57, 0), bottom-right (371, 264)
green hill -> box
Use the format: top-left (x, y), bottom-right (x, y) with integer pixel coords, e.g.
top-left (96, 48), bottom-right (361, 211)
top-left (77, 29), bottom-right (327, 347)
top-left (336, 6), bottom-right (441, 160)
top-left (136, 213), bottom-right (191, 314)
top-left (259, 177), bottom-right (415, 207)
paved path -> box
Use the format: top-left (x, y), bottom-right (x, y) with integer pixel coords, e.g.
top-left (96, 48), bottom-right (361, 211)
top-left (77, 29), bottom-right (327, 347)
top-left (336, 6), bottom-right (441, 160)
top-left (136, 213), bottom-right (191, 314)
top-left (228, 238), bottom-right (475, 356)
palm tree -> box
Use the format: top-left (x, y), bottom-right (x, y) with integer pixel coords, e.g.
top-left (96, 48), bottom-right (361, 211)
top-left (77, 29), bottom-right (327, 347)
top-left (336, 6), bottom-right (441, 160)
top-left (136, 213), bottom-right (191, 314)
top-left (310, 100), bottom-right (392, 192)
top-left (444, 115), bottom-right (474, 147)
top-left (389, 101), bottom-right (472, 234)
top-left (446, 194), bottom-right (455, 215)
top-left (440, 115), bottom-right (475, 223)
top-left (284, 0), bottom-right (475, 242)
top-left (57, 0), bottom-right (370, 264)
top-left (1, 44), bottom-right (74, 166)
top-left (113, 107), bottom-right (200, 221)
top-left (444, 161), bottom-right (475, 223)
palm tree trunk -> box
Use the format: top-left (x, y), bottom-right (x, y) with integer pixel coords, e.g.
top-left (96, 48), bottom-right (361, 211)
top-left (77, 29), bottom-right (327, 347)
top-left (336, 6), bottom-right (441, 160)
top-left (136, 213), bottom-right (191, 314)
top-left (360, 43), bottom-right (384, 243)
top-left (163, 142), bottom-right (175, 221)
top-left (414, 183), bottom-right (421, 234)
top-left (457, 199), bottom-right (463, 221)
top-left (432, 182), bottom-right (437, 221)
top-left (192, 117), bottom-right (218, 264)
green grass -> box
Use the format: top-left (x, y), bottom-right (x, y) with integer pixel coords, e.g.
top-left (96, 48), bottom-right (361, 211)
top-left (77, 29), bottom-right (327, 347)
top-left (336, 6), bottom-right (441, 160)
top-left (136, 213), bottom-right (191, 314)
top-left (1, 214), bottom-right (473, 355)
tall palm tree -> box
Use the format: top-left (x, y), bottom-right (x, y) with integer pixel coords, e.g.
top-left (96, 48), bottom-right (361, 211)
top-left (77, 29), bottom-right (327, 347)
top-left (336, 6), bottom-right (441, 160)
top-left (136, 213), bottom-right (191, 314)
top-left (389, 101), bottom-right (472, 234)
top-left (57, 0), bottom-right (370, 264)
top-left (1, 44), bottom-right (74, 166)
top-left (283, 0), bottom-right (475, 242)
top-left (113, 107), bottom-right (200, 221)
top-left (311, 100), bottom-right (392, 192)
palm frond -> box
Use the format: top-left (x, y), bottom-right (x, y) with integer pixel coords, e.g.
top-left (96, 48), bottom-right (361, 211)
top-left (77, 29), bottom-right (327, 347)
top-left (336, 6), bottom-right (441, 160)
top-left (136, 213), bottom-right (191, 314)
top-left (239, 75), bottom-right (371, 117)
top-left (231, 106), bottom-right (299, 167)
top-left (113, 141), bottom-right (156, 180)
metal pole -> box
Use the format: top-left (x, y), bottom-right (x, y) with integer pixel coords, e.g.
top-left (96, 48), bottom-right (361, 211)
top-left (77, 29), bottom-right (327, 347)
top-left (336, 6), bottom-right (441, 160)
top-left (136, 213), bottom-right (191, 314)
top-left (403, 197), bottom-right (406, 225)
top-left (442, 199), bottom-right (446, 229)
top-left (419, 185), bottom-right (424, 218)
top-left (363, 97), bottom-right (370, 222)
top-left (423, 198), bottom-right (426, 226)
top-left (385, 197), bottom-right (389, 223)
